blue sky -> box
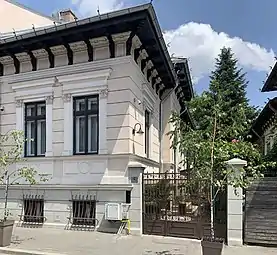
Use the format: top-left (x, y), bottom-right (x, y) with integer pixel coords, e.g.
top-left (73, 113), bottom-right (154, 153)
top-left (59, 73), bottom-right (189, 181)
top-left (17, 0), bottom-right (277, 108)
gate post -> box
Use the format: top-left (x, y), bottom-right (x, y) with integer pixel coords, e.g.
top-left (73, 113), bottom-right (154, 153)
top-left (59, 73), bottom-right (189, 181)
top-left (226, 158), bottom-right (247, 246)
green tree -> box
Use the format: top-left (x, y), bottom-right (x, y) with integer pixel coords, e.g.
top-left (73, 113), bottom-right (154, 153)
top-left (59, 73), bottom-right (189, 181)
top-left (169, 48), bottom-right (270, 241)
top-left (192, 47), bottom-right (257, 141)
top-left (0, 130), bottom-right (48, 220)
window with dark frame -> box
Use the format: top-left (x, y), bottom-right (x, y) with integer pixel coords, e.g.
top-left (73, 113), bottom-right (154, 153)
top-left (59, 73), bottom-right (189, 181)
top-left (24, 102), bottom-right (46, 157)
top-left (23, 198), bottom-right (44, 223)
top-left (72, 200), bottom-right (96, 226)
top-left (73, 95), bottom-right (99, 155)
top-left (145, 110), bottom-right (150, 157)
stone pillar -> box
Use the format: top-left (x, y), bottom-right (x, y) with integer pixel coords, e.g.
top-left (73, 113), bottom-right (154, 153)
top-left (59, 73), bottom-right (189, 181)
top-left (45, 95), bottom-right (53, 157)
top-left (127, 165), bottom-right (145, 235)
top-left (226, 158), bottom-right (247, 246)
top-left (62, 93), bottom-right (73, 156)
top-left (98, 89), bottom-right (108, 154)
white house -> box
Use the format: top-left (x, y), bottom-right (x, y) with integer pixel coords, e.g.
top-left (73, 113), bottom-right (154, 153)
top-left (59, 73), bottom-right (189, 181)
top-left (0, 4), bottom-right (193, 234)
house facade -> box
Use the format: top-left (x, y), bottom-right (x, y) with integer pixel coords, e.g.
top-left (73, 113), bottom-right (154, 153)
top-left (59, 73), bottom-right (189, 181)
top-left (0, 4), bottom-right (193, 234)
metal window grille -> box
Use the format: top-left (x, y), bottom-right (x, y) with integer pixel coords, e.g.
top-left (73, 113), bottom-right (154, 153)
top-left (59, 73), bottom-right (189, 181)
top-left (22, 195), bottom-right (45, 223)
top-left (71, 195), bottom-right (96, 226)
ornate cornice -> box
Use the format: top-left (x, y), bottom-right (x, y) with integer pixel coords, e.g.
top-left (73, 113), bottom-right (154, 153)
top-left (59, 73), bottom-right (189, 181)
top-left (32, 49), bottom-right (48, 59)
top-left (15, 52), bottom-right (30, 62)
top-left (89, 36), bottom-right (109, 48)
top-left (50, 45), bottom-right (67, 56)
top-left (0, 56), bottom-right (13, 65)
top-left (112, 32), bottom-right (131, 43)
top-left (69, 41), bottom-right (87, 52)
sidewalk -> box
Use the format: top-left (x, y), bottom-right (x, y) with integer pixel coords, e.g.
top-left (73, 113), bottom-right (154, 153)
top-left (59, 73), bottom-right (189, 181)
top-left (0, 226), bottom-right (276, 255)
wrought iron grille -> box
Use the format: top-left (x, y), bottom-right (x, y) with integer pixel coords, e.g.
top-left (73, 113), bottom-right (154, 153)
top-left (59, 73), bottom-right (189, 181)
top-left (143, 172), bottom-right (210, 223)
top-left (21, 194), bottom-right (45, 224)
top-left (70, 194), bottom-right (96, 226)
top-left (142, 171), bottom-right (227, 240)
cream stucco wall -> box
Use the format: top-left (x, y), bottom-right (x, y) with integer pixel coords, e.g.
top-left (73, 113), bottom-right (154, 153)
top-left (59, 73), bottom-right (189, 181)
top-left (0, 0), bottom-right (55, 33)
top-left (161, 92), bottom-right (182, 172)
top-left (0, 31), bottom-right (177, 233)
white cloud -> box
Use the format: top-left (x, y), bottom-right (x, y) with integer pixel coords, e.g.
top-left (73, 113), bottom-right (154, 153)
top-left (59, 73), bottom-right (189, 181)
top-left (69, 1), bottom-right (275, 85)
top-left (71, 0), bottom-right (124, 17)
top-left (163, 22), bottom-right (275, 84)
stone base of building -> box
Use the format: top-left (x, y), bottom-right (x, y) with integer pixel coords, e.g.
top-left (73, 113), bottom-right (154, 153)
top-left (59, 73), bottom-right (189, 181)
top-left (0, 185), bottom-right (142, 236)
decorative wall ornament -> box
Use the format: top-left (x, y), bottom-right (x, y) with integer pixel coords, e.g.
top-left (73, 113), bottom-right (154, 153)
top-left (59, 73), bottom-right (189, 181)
top-left (53, 76), bottom-right (62, 87)
top-left (15, 99), bottom-right (23, 108)
top-left (32, 49), bottom-right (48, 59)
top-left (69, 41), bottom-right (87, 53)
top-left (63, 93), bottom-right (72, 103)
top-left (132, 35), bottom-right (142, 49)
top-left (50, 45), bottom-right (67, 56)
top-left (15, 52), bottom-right (30, 62)
top-left (90, 37), bottom-right (109, 48)
top-left (78, 162), bottom-right (90, 174)
top-left (0, 56), bottom-right (13, 65)
top-left (112, 32), bottom-right (131, 43)
top-left (46, 95), bottom-right (54, 105)
top-left (99, 88), bottom-right (109, 98)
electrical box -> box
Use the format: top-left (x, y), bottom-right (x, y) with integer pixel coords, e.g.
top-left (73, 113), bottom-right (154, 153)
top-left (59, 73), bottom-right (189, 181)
top-left (121, 203), bottom-right (130, 220)
top-left (105, 203), bottom-right (131, 221)
top-left (105, 203), bottom-right (121, 221)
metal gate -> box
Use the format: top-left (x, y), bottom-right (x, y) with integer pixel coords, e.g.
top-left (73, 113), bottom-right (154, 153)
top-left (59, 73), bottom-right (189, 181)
top-left (142, 172), bottom-right (227, 240)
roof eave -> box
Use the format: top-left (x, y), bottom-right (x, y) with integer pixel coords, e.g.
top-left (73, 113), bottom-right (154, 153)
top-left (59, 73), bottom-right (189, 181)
top-left (261, 62), bottom-right (277, 92)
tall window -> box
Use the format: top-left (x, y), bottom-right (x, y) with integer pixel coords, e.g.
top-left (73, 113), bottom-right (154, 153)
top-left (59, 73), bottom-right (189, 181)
top-left (145, 110), bottom-right (150, 158)
top-left (25, 102), bottom-right (46, 157)
top-left (73, 95), bottom-right (99, 154)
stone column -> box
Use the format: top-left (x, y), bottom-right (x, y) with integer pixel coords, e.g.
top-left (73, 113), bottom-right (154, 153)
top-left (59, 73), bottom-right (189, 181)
top-left (15, 99), bottom-right (24, 132)
top-left (45, 95), bottom-right (53, 157)
top-left (226, 158), bottom-right (247, 246)
top-left (62, 93), bottom-right (73, 156)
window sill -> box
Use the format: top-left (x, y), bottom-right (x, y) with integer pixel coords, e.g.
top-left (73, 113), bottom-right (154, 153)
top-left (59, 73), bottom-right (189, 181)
top-left (73, 152), bottom-right (98, 156)
top-left (24, 155), bottom-right (46, 158)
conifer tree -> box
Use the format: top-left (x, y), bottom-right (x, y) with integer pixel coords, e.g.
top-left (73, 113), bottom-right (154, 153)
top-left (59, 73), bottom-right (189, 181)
top-left (190, 47), bottom-right (257, 140)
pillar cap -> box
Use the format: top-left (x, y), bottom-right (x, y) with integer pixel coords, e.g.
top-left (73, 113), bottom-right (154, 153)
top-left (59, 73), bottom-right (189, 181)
top-left (226, 158), bottom-right (247, 166)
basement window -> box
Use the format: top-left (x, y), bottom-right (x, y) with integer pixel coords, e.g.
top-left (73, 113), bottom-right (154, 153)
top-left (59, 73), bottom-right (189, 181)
top-left (72, 200), bottom-right (96, 226)
top-left (23, 198), bottom-right (44, 223)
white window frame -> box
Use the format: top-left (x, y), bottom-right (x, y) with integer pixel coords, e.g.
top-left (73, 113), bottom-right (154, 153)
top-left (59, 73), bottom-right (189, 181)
top-left (12, 78), bottom-right (54, 157)
top-left (60, 68), bottom-right (111, 156)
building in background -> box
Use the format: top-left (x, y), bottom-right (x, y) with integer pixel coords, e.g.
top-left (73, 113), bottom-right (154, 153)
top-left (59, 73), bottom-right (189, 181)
top-left (0, 3), bottom-right (193, 234)
top-left (250, 62), bottom-right (277, 154)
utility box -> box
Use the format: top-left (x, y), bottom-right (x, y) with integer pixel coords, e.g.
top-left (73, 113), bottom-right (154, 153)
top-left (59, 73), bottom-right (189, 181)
top-left (105, 203), bottom-right (130, 221)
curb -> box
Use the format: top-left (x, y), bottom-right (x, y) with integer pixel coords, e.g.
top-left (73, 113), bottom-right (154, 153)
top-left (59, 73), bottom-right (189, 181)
top-left (0, 247), bottom-right (63, 255)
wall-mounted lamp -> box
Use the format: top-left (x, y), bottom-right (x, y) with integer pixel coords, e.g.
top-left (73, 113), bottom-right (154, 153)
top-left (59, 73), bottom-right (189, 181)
top-left (132, 123), bottom-right (144, 136)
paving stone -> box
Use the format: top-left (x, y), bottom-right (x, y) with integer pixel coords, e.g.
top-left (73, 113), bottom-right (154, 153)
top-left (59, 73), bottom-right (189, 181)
top-left (2, 227), bottom-right (277, 255)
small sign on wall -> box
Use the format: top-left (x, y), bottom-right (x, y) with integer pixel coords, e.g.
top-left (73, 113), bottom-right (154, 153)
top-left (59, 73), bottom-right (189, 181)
top-left (130, 176), bottom-right (139, 184)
